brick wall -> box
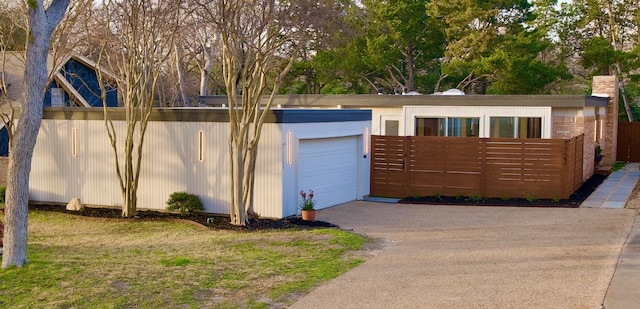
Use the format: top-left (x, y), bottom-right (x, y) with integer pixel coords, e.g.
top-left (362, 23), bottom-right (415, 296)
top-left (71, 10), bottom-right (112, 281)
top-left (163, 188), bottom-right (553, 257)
top-left (583, 115), bottom-right (596, 180)
top-left (592, 76), bottom-right (619, 168)
top-left (552, 113), bottom-right (596, 181)
top-left (552, 116), bottom-right (585, 139)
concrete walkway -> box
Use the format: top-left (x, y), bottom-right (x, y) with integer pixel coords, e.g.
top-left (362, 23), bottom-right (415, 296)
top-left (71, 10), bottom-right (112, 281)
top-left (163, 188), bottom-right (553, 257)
top-left (582, 163), bottom-right (640, 209)
top-left (584, 162), bottom-right (640, 308)
top-left (290, 164), bottom-right (640, 308)
top-left (604, 215), bottom-right (640, 309)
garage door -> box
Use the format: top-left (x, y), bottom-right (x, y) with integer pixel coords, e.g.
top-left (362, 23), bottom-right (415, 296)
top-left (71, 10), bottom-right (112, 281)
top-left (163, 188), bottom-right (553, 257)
top-left (299, 136), bottom-right (358, 210)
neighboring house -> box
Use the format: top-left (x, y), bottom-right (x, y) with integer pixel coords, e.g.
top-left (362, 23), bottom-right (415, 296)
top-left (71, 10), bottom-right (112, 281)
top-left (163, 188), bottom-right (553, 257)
top-left (0, 52), bottom-right (118, 156)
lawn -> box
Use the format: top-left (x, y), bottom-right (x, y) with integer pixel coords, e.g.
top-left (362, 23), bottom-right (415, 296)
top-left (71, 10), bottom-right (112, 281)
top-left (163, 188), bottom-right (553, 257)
top-left (0, 211), bottom-right (369, 308)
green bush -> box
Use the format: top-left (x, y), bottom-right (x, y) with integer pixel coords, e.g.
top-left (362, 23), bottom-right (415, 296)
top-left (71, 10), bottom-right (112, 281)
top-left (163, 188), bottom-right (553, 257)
top-left (166, 192), bottom-right (204, 215)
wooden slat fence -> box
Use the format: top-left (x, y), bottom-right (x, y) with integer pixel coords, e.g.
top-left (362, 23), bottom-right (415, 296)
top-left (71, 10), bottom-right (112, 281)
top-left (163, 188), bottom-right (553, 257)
top-left (371, 135), bottom-right (584, 200)
top-left (617, 122), bottom-right (640, 162)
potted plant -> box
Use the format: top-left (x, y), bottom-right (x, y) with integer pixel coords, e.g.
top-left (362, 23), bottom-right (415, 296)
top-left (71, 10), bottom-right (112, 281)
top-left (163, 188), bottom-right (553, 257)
top-left (299, 189), bottom-right (316, 221)
top-left (595, 146), bottom-right (604, 163)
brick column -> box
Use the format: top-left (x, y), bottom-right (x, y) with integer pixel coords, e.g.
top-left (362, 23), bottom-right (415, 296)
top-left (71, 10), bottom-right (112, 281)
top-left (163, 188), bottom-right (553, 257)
top-left (592, 75), bottom-right (618, 168)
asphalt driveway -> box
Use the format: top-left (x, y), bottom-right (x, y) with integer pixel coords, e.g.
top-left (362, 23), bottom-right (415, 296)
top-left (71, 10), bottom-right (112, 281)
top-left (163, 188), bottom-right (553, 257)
top-left (290, 201), bottom-right (636, 309)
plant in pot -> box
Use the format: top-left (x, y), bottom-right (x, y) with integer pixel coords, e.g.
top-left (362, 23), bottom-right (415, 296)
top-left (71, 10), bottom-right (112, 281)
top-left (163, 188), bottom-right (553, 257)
top-left (299, 189), bottom-right (316, 221)
top-left (595, 146), bottom-right (604, 163)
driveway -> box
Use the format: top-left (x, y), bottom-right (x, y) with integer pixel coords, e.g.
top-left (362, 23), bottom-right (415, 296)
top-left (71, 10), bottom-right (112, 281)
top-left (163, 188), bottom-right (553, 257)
top-left (290, 201), bottom-right (636, 309)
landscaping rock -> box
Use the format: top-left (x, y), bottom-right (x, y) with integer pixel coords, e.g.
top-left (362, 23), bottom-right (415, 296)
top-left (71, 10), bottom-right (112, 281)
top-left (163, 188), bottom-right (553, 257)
top-left (66, 198), bottom-right (84, 212)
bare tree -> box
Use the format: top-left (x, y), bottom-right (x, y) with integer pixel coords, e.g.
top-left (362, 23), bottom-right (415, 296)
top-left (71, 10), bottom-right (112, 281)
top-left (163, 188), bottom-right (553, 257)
top-left (2, 0), bottom-right (70, 268)
top-left (96, 0), bottom-right (179, 217)
top-left (181, 0), bottom-right (222, 98)
top-left (207, 0), bottom-right (318, 225)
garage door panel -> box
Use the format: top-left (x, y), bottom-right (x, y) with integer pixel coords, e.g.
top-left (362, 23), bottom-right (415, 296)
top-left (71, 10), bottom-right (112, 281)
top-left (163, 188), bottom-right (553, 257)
top-left (303, 163), bottom-right (356, 178)
top-left (299, 137), bottom-right (358, 210)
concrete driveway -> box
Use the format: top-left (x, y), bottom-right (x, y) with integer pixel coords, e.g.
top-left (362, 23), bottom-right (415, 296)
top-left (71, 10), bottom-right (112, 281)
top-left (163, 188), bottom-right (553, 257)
top-left (290, 201), bottom-right (636, 309)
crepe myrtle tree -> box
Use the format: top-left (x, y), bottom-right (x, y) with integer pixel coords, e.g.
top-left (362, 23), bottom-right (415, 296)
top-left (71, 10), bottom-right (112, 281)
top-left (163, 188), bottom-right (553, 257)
top-left (95, 0), bottom-right (180, 217)
top-left (212, 0), bottom-right (322, 225)
top-left (2, 0), bottom-right (70, 268)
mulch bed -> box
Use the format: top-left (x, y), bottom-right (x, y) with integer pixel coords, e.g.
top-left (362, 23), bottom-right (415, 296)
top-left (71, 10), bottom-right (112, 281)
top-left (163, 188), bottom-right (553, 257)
top-left (398, 174), bottom-right (607, 208)
top-left (27, 204), bottom-right (336, 231)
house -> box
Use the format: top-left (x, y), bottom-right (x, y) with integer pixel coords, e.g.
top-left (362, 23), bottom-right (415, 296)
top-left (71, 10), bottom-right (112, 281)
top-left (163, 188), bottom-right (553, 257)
top-left (25, 76), bottom-right (619, 215)
top-left (28, 108), bottom-right (371, 218)
top-left (0, 52), bottom-right (118, 156)
top-left (200, 76), bottom-right (619, 182)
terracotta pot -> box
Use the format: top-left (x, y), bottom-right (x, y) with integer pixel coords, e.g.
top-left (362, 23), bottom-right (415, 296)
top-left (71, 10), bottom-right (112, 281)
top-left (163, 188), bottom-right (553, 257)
top-left (301, 210), bottom-right (317, 221)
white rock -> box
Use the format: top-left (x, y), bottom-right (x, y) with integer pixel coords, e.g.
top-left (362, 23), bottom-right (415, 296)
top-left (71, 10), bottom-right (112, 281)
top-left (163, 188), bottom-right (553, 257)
top-left (66, 198), bottom-right (84, 211)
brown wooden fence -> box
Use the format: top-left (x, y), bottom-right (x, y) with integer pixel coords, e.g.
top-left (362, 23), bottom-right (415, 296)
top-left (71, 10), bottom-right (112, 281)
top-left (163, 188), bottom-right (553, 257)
top-left (617, 122), bottom-right (640, 162)
top-left (371, 135), bottom-right (584, 200)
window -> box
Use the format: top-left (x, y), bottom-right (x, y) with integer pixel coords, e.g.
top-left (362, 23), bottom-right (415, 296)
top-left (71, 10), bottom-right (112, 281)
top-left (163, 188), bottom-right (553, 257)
top-left (490, 117), bottom-right (515, 138)
top-left (518, 117), bottom-right (541, 138)
top-left (448, 117), bottom-right (479, 137)
top-left (416, 118), bottom-right (445, 136)
top-left (51, 88), bottom-right (64, 107)
top-left (384, 120), bottom-right (399, 136)
top-left (490, 117), bottom-right (541, 138)
top-left (416, 117), bottom-right (479, 137)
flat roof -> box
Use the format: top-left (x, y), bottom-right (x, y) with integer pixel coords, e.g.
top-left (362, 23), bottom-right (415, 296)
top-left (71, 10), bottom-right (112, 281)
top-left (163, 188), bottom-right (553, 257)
top-left (40, 107), bottom-right (371, 123)
top-left (200, 94), bottom-right (608, 108)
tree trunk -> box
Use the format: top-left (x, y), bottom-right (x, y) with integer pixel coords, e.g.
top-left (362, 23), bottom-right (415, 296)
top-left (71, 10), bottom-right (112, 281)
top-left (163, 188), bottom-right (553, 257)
top-left (229, 134), bottom-right (248, 225)
top-left (242, 144), bottom-right (258, 217)
top-left (199, 47), bottom-right (214, 96)
top-left (122, 108), bottom-right (137, 217)
top-left (615, 62), bottom-right (634, 122)
top-left (619, 80), bottom-right (633, 122)
top-left (2, 0), bottom-right (70, 268)
top-left (174, 44), bottom-right (190, 107)
top-left (405, 44), bottom-right (415, 91)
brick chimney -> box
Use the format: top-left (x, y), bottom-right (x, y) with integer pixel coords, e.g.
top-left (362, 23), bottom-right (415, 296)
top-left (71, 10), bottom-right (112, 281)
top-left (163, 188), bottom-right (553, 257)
top-left (592, 75), bottom-right (618, 168)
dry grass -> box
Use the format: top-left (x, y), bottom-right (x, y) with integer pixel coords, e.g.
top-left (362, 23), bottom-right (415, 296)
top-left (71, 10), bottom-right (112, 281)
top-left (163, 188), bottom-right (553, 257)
top-left (0, 211), bottom-right (369, 308)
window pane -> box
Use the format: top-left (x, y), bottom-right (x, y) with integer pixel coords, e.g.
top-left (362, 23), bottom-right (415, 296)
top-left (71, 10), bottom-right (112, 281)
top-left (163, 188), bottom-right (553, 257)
top-left (490, 117), bottom-right (515, 138)
top-left (518, 117), bottom-right (541, 138)
top-left (416, 118), bottom-right (445, 136)
top-left (51, 88), bottom-right (65, 107)
top-left (385, 120), bottom-right (399, 136)
top-left (448, 117), bottom-right (479, 137)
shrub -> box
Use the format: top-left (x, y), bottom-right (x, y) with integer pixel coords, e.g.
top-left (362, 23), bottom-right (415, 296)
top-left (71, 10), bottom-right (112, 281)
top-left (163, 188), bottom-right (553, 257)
top-left (0, 186), bottom-right (5, 204)
top-left (433, 192), bottom-right (442, 201)
top-left (525, 194), bottom-right (536, 203)
top-left (166, 192), bottom-right (204, 215)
